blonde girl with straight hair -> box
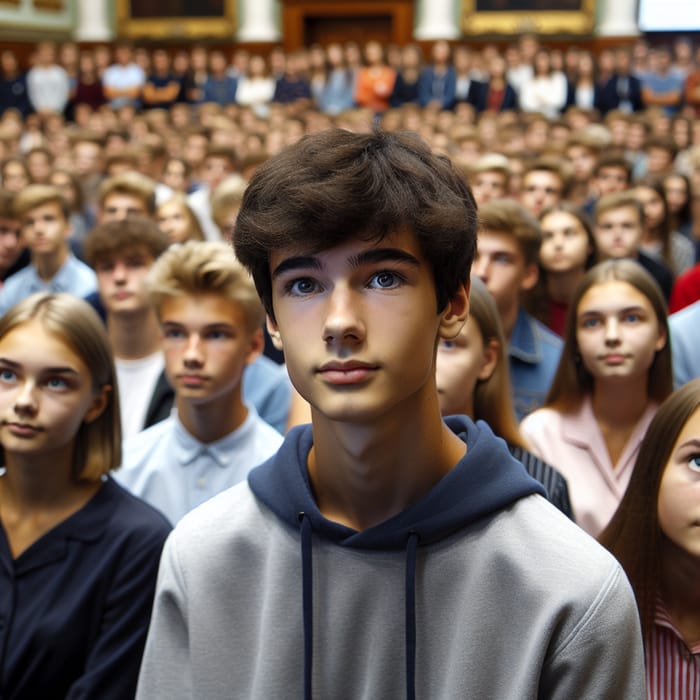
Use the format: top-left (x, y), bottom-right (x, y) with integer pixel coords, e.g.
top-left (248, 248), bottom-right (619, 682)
top-left (0, 292), bottom-right (170, 699)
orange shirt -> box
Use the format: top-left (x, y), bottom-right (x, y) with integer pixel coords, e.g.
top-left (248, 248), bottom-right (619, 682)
top-left (354, 66), bottom-right (396, 112)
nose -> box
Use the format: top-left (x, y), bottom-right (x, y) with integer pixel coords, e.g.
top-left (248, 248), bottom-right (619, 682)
top-left (183, 333), bottom-right (204, 367)
top-left (604, 317), bottom-right (620, 345)
top-left (112, 261), bottom-right (128, 281)
top-left (14, 380), bottom-right (38, 416)
top-left (322, 285), bottom-right (364, 346)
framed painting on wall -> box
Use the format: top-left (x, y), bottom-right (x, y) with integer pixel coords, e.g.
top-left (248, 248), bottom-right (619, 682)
top-left (116, 0), bottom-right (237, 40)
top-left (462, 0), bottom-right (595, 35)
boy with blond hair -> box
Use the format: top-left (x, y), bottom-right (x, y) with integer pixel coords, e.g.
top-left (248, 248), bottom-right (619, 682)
top-left (97, 170), bottom-right (157, 223)
top-left (0, 185), bottom-right (96, 314)
top-left (115, 240), bottom-right (283, 524)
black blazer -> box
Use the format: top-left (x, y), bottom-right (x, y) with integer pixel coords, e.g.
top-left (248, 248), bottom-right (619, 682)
top-left (596, 74), bottom-right (644, 114)
top-left (472, 80), bottom-right (518, 113)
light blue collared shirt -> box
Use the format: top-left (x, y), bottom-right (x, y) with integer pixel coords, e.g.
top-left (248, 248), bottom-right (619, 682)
top-left (115, 407), bottom-right (283, 525)
top-left (0, 253), bottom-right (97, 315)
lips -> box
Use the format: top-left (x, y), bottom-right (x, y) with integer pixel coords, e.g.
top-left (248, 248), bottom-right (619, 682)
top-left (600, 353), bottom-right (628, 365)
top-left (317, 361), bottom-right (379, 385)
top-left (177, 374), bottom-right (208, 387)
top-left (3, 421), bottom-right (43, 437)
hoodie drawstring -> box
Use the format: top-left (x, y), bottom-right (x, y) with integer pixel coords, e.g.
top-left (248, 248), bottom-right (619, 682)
top-left (298, 514), bottom-right (420, 700)
top-left (299, 513), bottom-right (314, 700)
top-left (405, 531), bottom-right (419, 700)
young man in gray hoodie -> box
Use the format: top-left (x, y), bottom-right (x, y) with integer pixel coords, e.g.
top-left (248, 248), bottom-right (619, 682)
top-left (137, 129), bottom-right (645, 699)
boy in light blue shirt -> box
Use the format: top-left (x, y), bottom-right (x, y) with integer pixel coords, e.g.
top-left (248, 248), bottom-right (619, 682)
top-left (115, 241), bottom-right (282, 524)
top-left (0, 184), bottom-right (97, 315)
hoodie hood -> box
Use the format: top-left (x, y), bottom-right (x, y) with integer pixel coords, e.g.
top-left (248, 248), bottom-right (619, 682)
top-left (248, 414), bottom-right (545, 549)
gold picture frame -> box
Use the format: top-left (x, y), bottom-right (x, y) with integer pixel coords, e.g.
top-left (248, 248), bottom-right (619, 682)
top-left (462, 0), bottom-right (595, 36)
top-left (116, 0), bottom-right (237, 40)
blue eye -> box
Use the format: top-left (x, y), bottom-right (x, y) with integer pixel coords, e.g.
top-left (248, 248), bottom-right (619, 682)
top-left (440, 340), bottom-right (456, 350)
top-left (164, 328), bottom-right (186, 340)
top-left (0, 368), bottom-right (16, 383)
top-left (206, 330), bottom-right (231, 340)
top-left (46, 377), bottom-right (68, 390)
top-left (580, 317), bottom-right (600, 329)
top-left (287, 278), bottom-right (318, 296)
top-left (369, 271), bottom-right (402, 289)
top-left (688, 455), bottom-right (700, 472)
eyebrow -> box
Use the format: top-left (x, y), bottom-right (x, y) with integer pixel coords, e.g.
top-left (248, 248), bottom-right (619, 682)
top-left (0, 357), bottom-right (80, 375)
top-left (678, 438), bottom-right (700, 449)
top-left (160, 321), bottom-right (234, 331)
top-left (272, 247), bottom-right (421, 279)
top-left (578, 305), bottom-right (647, 316)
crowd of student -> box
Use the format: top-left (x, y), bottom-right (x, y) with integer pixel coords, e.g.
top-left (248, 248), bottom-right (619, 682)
top-left (0, 32), bottom-right (700, 698)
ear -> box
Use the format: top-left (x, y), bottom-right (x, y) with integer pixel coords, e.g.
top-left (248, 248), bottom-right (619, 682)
top-left (520, 262), bottom-right (539, 291)
top-left (245, 327), bottom-right (265, 366)
top-left (477, 338), bottom-right (500, 382)
top-left (439, 280), bottom-right (470, 340)
top-left (84, 385), bottom-right (111, 424)
top-left (266, 314), bottom-right (283, 351)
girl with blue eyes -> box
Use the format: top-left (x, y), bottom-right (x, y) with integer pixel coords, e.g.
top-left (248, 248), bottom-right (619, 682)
top-left (0, 292), bottom-right (170, 699)
top-left (600, 378), bottom-right (700, 699)
top-left (521, 259), bottom-right (673, 536)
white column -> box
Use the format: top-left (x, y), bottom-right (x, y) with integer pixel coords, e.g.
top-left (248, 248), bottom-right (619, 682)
top-left (236, 0), bottom-right (280, 42)
top-left (73, 0), bottom-right (113, 42)
top-left (597, 0), bottom-right (639, 36)
top-left (414, 0), bottom-right (459, 40)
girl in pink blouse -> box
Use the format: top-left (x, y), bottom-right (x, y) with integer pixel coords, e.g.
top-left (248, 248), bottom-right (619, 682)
top-left (600, 378), bottom-right (700, 700)
top-left (520, 259), bottom-right (673, 536)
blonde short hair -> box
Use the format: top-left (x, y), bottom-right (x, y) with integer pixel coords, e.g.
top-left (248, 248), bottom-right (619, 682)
top-left (211, 175), bottom-right (246, 229)
top-left (98, 170), bottom-right (157, 215)
top-left (13, 184), bottom-right (69, 220)
top-left (147, 240), bottom-right (265, 332)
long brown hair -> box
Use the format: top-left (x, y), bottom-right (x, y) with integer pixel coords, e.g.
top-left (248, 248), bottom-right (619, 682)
top-left (600, 378), bottom-right (700, 641)
top-left (469, 277), bottom-right (526, 449)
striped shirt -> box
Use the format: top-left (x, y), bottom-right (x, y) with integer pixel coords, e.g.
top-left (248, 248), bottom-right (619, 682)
top-left (646, 599), bottom-right (700, 699)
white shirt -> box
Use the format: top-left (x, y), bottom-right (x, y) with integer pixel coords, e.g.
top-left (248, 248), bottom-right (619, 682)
top-left (115, 352), bottom-right (165, 438)
top-left (186, 186), bottom-right (221, 241)
top-left (26, 65), bottom-right (70, 113)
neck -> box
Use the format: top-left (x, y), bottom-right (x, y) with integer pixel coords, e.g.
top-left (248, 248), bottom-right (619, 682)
top-left (0, 445), bottom-right (82, 511)
top-left (591, 380), bottom-right (651, 428)
top-left (108, 309), bottom-right (162, 359)
top-left (546, 268), bottom-right (585, 304)
top-left (307, 390), bottom-right (465, 531)
top-left (33, 247), bottom-right (68, 281)
top-left (176, 388), bottom-right (249, 444)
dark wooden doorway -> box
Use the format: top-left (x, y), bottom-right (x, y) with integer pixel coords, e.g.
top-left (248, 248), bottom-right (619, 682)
top-left (280, 0), bottom-right (415, 51)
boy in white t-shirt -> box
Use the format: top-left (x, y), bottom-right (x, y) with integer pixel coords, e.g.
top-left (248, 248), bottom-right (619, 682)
top-left (84, 216), bottom-right (171, 438)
